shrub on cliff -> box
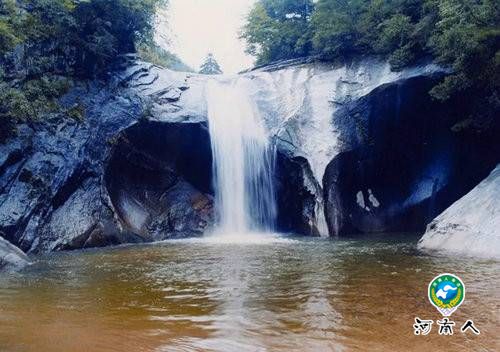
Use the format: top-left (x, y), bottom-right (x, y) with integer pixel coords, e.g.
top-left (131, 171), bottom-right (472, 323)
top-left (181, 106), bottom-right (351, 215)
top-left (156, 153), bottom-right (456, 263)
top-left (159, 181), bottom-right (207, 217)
top-left (137, 43), bottom-right (193, 72)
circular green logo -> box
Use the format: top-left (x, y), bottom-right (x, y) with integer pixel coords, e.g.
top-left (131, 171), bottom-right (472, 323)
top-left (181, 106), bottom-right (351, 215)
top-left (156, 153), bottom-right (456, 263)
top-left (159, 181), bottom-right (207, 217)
top-left (428, 273), bottom-right (465, 316)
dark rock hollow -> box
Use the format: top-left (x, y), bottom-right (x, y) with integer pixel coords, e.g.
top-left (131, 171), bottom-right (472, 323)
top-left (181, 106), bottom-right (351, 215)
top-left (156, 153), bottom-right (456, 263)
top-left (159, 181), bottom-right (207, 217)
top-left (105, 120), bottom-right (214, 240)
top-left (323, 75), bottom-right (499, 236)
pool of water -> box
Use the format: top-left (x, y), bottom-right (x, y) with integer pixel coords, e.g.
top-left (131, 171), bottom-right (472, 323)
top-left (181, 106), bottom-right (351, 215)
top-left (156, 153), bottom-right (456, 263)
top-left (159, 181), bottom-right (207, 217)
top-left (0, 234), bottom-right (498, 352)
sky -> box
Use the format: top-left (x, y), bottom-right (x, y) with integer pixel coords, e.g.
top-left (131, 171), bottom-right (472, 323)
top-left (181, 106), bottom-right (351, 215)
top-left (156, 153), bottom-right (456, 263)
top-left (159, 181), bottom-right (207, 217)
top-left (157, 0), bottom-right (257, 74)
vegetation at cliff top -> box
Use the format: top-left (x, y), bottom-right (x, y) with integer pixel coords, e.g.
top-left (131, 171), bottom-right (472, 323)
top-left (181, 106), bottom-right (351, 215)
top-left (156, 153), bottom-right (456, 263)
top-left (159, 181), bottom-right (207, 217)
top-left (0, 0), bottom-right (182, 142)
top-left (138, 43), bottom-right (193, 72)
top-left (1, 0), bottom-right (498, 143)
top-left (241, 0), bottom-right (499, 134)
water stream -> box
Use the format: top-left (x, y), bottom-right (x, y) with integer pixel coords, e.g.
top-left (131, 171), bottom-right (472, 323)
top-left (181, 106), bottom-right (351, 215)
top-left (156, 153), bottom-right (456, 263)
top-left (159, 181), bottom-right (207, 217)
top-left (206, 77), bottom-right (276, 237)
top-left (1, 235), bottom-right (498, 352)
top-left (1, 73), bottom-right (498, 352)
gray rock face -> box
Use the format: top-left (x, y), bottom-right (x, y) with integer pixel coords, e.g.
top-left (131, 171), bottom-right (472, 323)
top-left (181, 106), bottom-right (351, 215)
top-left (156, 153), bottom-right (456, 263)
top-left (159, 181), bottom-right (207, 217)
top-left (0, 57), bottom-right (214, 253)
top-left (245, 59), bottom-right (496, 237)
top-left (418, 165), bottom-right (500, 258)
top-left (0, 237), bottom-right (30, 271)
top-left (247, 58), bottom-right (444, 183)
top-left (275, 152), bottom-right (323, 236)
top-left (104, 120), bottom-right (214, 241)
top-left (242, 59), bottom-right (471, 236)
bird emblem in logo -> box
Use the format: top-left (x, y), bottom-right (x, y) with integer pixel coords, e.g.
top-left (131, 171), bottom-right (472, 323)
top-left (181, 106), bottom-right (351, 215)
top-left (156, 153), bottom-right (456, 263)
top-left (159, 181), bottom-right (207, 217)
top-left (428, 273), bottom-right (465, 316)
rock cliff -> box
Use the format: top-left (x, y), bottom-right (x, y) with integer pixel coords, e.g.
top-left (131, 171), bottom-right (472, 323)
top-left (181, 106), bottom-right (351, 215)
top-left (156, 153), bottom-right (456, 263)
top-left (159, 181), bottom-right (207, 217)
top-left (0, 56), bottom-right (497, 253)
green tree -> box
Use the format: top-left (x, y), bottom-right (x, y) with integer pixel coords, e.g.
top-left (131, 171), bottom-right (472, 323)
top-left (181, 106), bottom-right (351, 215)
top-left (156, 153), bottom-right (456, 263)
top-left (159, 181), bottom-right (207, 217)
top-left (428, 0), bottom-right (499, 98)
top-left (310, 0), bottom-right (365, 59)
top-left (427, 0), bottom-right (499, 132)
top-left (199, 53), bottom-right (223, 75)
top-left (240, 0), bottom-right (314, 65)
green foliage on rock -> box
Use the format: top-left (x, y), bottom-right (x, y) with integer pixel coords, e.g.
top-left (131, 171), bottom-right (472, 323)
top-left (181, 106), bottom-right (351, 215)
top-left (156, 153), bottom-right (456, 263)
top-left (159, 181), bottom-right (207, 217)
top-left (240, 0), bottom-right (314, 65)
top-left (0, 0), bottom-right (24, 53)
top-left (0, 0), bottom-right (172, 142)
top-left (242, 0), bottom-right (500, 133)
top-left (0, 69), bottom-right (72, 140)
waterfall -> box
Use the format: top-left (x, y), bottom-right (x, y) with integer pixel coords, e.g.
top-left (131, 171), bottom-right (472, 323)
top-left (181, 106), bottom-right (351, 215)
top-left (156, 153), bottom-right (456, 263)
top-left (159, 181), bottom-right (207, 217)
top-left (206, 77), bottom-right (276, 236)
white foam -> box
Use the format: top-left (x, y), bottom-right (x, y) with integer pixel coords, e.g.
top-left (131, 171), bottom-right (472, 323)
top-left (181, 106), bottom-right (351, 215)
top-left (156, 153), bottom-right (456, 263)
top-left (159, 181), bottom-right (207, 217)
top-left (177, 232), bottom-right (297, 245)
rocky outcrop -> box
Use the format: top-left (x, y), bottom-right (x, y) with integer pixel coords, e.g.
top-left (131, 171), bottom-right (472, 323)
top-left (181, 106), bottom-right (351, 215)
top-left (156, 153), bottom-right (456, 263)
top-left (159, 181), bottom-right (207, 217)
top-left (0, 56), bottom-right (214, 253)
top-left (418, 165), bottom-right (500, 258)
top-left (0, 237), bottom-right (30, 271)
top-left (244, 59), bottom-right (498, 236)
top-left (275, 152), bottom-right (323, 236)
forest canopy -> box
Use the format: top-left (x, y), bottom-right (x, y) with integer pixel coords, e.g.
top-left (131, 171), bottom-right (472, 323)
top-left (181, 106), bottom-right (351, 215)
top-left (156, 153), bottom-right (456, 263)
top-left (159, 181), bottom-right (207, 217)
top-left (0, 0), bottom-right (167, 76)
top-left (241, 0), bottom-right (499, 133)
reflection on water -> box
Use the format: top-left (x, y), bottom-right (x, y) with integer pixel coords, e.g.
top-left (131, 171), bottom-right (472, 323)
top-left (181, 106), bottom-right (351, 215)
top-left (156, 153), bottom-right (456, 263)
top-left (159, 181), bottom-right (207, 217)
top-left (0, 235), bottom-right (498, 352)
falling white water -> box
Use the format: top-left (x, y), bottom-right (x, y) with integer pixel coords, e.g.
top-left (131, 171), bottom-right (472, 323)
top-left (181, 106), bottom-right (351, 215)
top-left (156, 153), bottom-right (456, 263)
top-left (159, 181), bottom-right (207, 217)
top-left (206, 77), bottom-right (277, 237)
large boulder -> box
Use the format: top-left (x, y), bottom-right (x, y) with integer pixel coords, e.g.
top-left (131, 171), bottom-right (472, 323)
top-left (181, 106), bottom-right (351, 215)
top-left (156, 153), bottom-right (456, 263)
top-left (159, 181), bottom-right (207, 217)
top-left (275, 152), bottom-right (323, 236)
top-left (418, 165), bottom-right (500, 258)
top-left (0, 237), bottom-right (30, 272)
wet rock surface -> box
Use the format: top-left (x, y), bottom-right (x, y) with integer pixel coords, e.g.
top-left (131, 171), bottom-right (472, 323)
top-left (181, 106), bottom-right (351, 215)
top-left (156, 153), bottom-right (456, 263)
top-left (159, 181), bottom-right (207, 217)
top-left (105, 120), bottom-right (214, 240)
top-left (275, 151), bottom-right (322, 236)
top-left (247, 58), bottom-right (451, 236)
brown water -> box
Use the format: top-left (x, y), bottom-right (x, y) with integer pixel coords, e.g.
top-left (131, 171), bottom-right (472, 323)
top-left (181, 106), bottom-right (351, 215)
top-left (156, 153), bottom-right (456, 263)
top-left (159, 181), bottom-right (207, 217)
top-left (0, 235), bottom-right (498, 352)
